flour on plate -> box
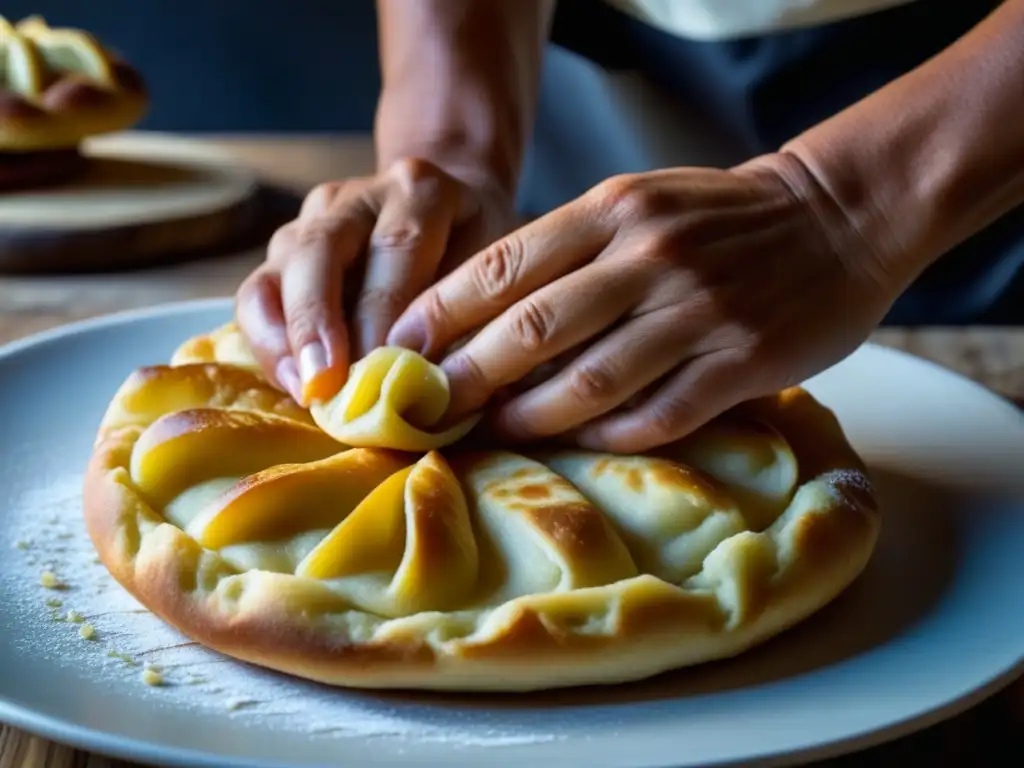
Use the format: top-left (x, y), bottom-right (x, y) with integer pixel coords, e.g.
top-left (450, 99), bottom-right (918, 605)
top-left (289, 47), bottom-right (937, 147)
top-left (0, 474), bottom-right (562, 748)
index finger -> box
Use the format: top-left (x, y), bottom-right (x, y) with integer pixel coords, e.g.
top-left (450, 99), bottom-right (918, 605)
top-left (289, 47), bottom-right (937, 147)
top-left (386, 197), bottom-right (614, 359)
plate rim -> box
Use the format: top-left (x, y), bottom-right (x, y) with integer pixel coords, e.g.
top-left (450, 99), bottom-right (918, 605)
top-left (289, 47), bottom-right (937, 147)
top-left (0, 298), bottom-right (1022, 768)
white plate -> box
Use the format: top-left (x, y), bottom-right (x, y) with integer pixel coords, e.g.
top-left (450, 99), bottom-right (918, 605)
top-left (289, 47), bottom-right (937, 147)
top-left (1, 299), bottom-right (1023, 768)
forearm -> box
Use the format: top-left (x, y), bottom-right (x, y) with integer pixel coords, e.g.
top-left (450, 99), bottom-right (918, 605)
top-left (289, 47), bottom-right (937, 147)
top-left (783, 0), bottom-right (1024, 295)
top-left (374, 0), bottom-right (554, 194)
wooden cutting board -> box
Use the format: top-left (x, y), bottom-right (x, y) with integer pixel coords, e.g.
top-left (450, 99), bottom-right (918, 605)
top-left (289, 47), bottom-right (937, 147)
top-left (0, 133), bottom-right (267, 274)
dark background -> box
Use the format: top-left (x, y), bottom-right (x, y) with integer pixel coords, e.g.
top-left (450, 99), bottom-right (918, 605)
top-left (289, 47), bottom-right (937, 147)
top-left (3, 0), bottom-right (383, 132)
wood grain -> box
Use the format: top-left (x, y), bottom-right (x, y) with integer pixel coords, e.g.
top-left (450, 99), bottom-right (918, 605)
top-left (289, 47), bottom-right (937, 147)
top-left (0, 134), bottom-right (1021, 768)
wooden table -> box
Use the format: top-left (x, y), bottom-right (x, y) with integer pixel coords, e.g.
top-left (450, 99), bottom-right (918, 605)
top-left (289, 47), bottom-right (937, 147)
top-left (0, 135), bottom-right (1022, 768)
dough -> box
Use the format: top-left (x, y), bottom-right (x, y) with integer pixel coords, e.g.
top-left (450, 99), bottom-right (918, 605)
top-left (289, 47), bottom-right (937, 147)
top-left (85, 323), bottom-right (880, 692)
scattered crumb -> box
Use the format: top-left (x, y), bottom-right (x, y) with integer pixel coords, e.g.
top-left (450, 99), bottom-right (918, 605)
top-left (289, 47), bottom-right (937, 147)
top-left (44, 597), bottom-right (63, 608)
top-left (91, 555), bottom-right (102, 564)
top-left (141, 668), bottom-right (164, 687)
top-left (14, 539), bottom-right (30, 550)
top-left (66, 610), bottom-right (84, 624)
top-left (39, 571), bottom-right (61, 589)
top-left (107, 650), bottom-right (137, 665)
top-left (78, 623), bottom-right (96, 640)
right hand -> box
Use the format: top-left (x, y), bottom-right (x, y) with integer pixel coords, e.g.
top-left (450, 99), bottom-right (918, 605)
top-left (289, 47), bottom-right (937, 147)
top-left (235, 158), bottom-right (518, 406)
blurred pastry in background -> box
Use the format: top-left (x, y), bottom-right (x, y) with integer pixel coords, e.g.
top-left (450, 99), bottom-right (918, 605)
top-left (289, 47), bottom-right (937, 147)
top-left (0, 15), bottom-right (148, 191)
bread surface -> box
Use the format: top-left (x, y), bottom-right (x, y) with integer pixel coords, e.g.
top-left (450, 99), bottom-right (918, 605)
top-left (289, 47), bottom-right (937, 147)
top-left (0, 15), bottom-right (147, 152)
top-left (83, 323), bottom-right (880, 691)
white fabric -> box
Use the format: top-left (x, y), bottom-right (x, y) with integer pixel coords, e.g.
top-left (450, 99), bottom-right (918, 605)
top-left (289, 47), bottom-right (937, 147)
top-left (600, 0), bottom-right (920, 41)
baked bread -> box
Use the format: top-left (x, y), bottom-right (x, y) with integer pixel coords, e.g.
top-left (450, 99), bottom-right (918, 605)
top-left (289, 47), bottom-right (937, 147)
top-left (84, 322), bottom-right (880, 692)
top-left (0, 15), bottom-right (147, 188)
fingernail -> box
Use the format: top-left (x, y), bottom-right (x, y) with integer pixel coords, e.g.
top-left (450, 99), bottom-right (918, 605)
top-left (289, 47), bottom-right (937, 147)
top-left (299, 341), bottom-right (329, 387)
top-left (275, 357), bottom-right (302, 403)
top-left (386, 317), bottom-right (427, 355)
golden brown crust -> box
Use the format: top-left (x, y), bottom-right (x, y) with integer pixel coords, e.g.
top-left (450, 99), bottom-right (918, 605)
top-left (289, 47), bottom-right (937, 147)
top-left (0, 16), bottom-right (148, 152)
top-left (82, 327), bottom-right (881, 692)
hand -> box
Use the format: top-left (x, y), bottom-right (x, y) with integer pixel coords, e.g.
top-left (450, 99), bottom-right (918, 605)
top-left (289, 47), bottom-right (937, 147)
top-left (387, 154), bottom-right (898, 453)
top-left (235, 158), bottom-right (518, 405)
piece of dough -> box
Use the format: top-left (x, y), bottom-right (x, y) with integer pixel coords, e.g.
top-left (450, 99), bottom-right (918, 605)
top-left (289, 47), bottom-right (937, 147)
top-left (172, 321), bottom-right (480, 450)
top-left (83, 323), bottom-right (880, 692)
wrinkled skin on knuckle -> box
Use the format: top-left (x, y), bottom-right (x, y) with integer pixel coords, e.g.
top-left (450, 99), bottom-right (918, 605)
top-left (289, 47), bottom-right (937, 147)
top-left (301, 181), bottom-right (346, 216)
top-left (446, 351), bottom-right (490, 390)
top-left (266, 223), bottom-right (299, 266)
top-left (387, 156), bottom-right (445, 186)
top-left (633, 225), bottom-right (694, 270)
top-left (565, 362), bottom-right (620, 407)
top-left (291, 219), bottom-right (334, 251)
top-left (472, 237), bottom-right (524, 302)
top-left (423, 288), bottom-right (455, 325)
top-left (387, 157), bottom-right (458, 204)
top-left (370, 223), bottom-right (429, 253)
top-left (642, 397), bottom-right (691, 444)
top-left (592, 174), bottom-right (675, 224)
top-left (508, 299), bottom-right (556, 353)
top-left (282, 305), bottom-right (321, 349)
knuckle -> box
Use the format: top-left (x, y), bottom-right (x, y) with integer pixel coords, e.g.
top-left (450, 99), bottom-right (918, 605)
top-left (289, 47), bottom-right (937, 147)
top-left (472, 238), bottom-right (524, 301)
top-left (636, 226), bottom-right (689, 266)
top-left (282, 307), bottom-right (321, 348)
top-left (387, 157), bottom-right (450, 199)
top-left (565, 363), bottom-right (620, 405)
top-left (445, 351), bottom-right (489, 389)
top-left (592, 174), bottom-right (670, 223)
top-left (266, 223), bottom-right (298, 263)
top-left (236, 269), bottom-right (274, 311)
top-left (295, 213), bottom-right (346, 249)
top-left (644, 397), bottom-right (693, 442)
top-left (302, 181), bottom-right (345, 214)
top-left (419, 290), bottom-right (456, 332)
top-left (508, 299), bottom-right (556, 352)
top-left (370, 223), bottom-right (429, 253)
top-left (388, 156), bottom-right (443, 184)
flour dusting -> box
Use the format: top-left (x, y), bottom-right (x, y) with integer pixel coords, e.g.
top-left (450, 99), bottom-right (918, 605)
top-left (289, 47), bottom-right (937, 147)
top-left (0, 473), bottom-right (563, 750)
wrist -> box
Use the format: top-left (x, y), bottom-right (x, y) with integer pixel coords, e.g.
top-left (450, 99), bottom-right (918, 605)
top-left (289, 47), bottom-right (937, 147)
top-left (374, 34), bottom-right (537, 200)
top-left (742, 151), bottom-right (907, 308)
top-left (779, 2), bottom-right (1024, 299)
top-left (374, 127), bottom-right (519, 202)
top-left (775, 138), bottom-right (915, 302)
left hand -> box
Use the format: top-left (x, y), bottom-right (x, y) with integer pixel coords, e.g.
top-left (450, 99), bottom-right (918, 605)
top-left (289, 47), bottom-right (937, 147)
top-left (387, 153), bottom-right (899, 454)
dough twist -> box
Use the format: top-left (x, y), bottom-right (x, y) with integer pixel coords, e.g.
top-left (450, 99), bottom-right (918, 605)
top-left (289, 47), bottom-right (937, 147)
top-left (83, 323), bottom-right (880, 691)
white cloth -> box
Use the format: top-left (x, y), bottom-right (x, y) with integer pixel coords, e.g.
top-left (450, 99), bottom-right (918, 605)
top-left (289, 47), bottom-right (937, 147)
top-left (600, 0), bottom-right (919, 41)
